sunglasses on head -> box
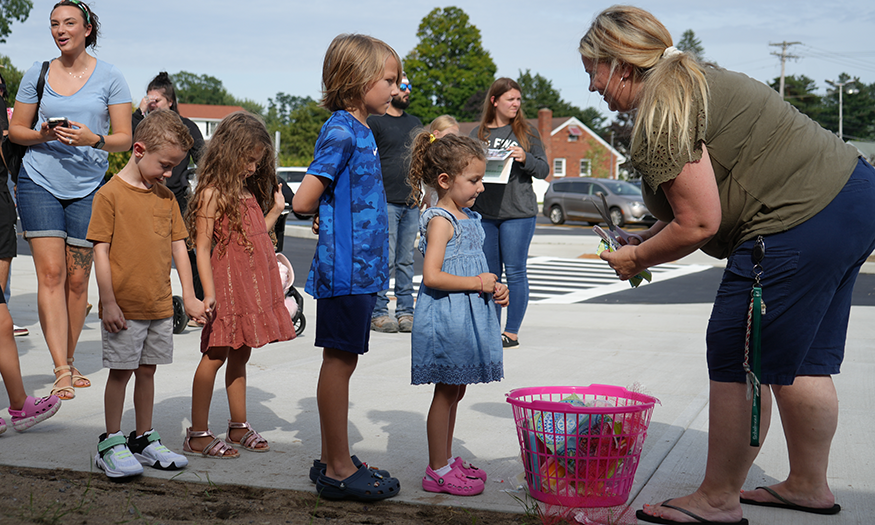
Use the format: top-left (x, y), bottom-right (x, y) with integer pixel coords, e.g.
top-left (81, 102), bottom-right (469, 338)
top-left (399, 82), bottom-right (412, 92)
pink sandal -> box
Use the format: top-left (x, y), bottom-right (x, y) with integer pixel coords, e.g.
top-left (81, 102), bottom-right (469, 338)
top-left (0, 417), bottom-right (6, 435)
top-left (422, 464), bottom-right (484, 496)
top-left (451, 457), bottom-right (487, 481)
top-left (8, 395), bottom-right (62, 432)
top-left (182, 428), bottom-right (239, 459)
top-left (226, 420), bottom-right (270, 452)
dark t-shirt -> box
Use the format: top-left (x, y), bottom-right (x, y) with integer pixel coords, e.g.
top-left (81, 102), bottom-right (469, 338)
top-left (366, 111), bottom-right (422, 205)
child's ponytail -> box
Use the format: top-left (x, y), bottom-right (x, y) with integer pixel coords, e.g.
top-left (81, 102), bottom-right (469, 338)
top-left (407, 132), bottom-right (486, 207)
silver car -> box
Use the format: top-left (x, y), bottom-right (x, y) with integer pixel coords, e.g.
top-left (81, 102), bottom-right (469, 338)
top-left (542, 177), bottom-right (654, 227)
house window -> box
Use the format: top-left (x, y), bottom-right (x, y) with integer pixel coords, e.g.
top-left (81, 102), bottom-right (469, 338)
top-left (579, 158), bottom-right (592, 176)
top-left (553, 158), bottom-right (566, 177)
top-left (567, 134), bottom-right (579, 142)
top-left (206, 121), bottom-right (219, 137)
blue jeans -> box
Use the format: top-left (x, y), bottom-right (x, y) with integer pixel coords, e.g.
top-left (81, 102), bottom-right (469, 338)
top-left (481, 216), bottom-right (536, 335)
top-left (373, 203), bottom-right (420, 319)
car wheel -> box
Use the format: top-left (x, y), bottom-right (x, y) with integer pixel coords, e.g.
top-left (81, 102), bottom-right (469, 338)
top-left (549, 205), bottom-right (565, 225)
top-left (610, 207), bottom-right (625, 228)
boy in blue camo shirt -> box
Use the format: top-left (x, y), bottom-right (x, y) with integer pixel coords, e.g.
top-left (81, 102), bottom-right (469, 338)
top-left (293, 34), bottom-right (402, 501)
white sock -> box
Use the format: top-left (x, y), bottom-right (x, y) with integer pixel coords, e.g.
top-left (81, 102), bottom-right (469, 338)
top-left (435, 461), bottom-right (453, 477)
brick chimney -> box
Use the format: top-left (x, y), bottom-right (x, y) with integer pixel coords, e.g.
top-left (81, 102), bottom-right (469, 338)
top-left (538, 108), bottom-right (553, 179)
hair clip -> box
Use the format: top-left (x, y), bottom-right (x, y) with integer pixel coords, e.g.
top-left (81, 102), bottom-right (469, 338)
top-left (429, 134), bottom-right (436, 143)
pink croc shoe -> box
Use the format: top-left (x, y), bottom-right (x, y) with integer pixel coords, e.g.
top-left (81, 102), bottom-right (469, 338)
top-left (8, 395), bottom-right (61, 432)
top-left (0, 417), bottom-right (7, 435)
top-left (450, 457), bottom-right (487, 482)
top-left (422, 464), bottom-right (485, 496)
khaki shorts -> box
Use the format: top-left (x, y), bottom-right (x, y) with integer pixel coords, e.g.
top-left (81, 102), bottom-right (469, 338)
top-left (101, 317), bottom-right (173, 370)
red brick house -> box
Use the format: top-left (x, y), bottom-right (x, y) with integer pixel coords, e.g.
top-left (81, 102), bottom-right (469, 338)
top-left (177, 103), bottom-right (244, 139)
top-left (459, 108), bottom-right (625, 200)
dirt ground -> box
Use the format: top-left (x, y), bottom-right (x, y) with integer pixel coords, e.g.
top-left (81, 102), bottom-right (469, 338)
top-left (0, 464), bottom-right (562, 525)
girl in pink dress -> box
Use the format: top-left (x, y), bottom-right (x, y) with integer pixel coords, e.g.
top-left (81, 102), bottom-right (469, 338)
top-left (182, 112), bottom-right (295, 459)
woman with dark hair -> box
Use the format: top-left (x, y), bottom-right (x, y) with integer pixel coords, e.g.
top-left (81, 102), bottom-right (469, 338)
top-left (581, 5), bottom-right (875, 524)
top-left (131, 73), bottom-right (205, 304)
top-left (132, 72), bottom-right (204, 215)
top-left (469, 77), bottom-right (549, 349)
top-left (8, 0), bottom-right (132, 400)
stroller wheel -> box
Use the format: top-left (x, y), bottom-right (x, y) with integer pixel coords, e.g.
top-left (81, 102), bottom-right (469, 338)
top-left (289, 287), bottom-right (306, 336)
top-left (172, 295), bottom-right (188, 334)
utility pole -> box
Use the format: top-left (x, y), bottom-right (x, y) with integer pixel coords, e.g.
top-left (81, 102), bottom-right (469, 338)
top-left (769, 41), bottom-right (801, 98)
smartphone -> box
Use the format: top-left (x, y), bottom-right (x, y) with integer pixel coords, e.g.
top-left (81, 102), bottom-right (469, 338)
top-left (48, 117), bottom-right (69, 128)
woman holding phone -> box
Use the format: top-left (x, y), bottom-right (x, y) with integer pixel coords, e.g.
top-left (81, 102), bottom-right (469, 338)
top-left (8, 0), bottom-right (132, 400)
top-left (469, 78), bottom-right (549, 350)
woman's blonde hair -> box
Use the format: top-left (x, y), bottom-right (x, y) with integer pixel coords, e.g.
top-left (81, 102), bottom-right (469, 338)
top-left (186, 111), bottom-right (277, 257)
top-left (429, 115), bottom-right (459, 134)
top-left (477, 77), bottom-right (532, 151)
top-left (579, 5), bottom-right (709, 161)
top-left (320, 34), bottom-right (402, 113)
top-left (408, 131), bottom-right (486, 207)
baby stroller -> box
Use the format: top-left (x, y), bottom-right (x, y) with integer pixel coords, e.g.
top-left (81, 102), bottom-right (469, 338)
top-left (277, 252), bottom-right (306, 337)
top-left (171, 255), bottom-right (305, 337)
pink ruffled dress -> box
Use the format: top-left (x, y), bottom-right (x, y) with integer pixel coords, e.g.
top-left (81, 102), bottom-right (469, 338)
top-left (200, 196), bottom-right (295, 352)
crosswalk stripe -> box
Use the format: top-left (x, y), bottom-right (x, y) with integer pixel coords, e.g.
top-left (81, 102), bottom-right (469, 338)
top-left (390, 256), bottom-right (712, 305)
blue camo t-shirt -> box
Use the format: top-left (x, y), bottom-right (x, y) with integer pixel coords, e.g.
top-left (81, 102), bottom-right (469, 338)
top-left (18, 59), bottom-right (131, 199)
top-left (304, 110), bottom-right (389, 299)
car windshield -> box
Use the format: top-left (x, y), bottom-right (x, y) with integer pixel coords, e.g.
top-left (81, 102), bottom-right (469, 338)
top-left (602, 180), bottom-right (641, 196)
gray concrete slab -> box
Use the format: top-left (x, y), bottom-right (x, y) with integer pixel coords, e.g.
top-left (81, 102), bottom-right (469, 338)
top-left (2, 243), bottom-right (874, 523)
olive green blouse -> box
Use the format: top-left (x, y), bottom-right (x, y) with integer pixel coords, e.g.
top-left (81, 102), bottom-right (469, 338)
top-left (633, 66), bottom-right (859, 259)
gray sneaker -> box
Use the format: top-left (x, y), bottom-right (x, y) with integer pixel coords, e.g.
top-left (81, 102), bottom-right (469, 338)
top-left (95, 432), bottom-right (144, 478)
top-left (397, 315), bottom-right (413, 333)
top-left (371, 315), bottom-right (399, 333)
top-left (128, 429), bottom-right (188, 470)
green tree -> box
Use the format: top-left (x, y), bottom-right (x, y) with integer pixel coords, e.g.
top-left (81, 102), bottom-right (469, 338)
top-left (0, 0), bottom-right (32, 43)
top-left (0, 54), bottom-right (24, 103)
top-left (265, 95), bottom-right (330, 166)
top-left (677, 29), bottom-right (704, 61)
top-left (515, 69), bottom-right (606, 133)
top-left (171, 71), bottom-right (236, 106)
top-left (403, 7), bottom-right (497, 123)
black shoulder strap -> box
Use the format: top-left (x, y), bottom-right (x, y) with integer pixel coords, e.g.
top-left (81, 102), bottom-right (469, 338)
top-left (30, 61), bottom-right (50, 130)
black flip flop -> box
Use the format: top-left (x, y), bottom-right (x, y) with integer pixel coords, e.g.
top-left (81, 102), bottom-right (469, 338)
top-left (316, 464), bottom-right (400, 501)
top-left (740, 486), bottom-right (841, 515)
top-left (636, 499), bottom-right (748, 525)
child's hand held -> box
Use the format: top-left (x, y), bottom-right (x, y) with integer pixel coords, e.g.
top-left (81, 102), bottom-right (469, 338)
top-left (101, 303), bottom-right (128, 333)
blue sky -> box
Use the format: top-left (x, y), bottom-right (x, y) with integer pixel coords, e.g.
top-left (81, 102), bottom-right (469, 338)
top-left (4, 1), bottom-right (874, 120)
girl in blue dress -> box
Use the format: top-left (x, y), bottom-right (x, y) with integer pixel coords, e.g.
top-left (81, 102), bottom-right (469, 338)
top-left (408, 131), bottom-right (509, 496)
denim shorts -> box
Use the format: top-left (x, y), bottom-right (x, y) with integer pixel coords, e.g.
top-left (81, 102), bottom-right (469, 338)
top-left (16, 172), bottom-right (96, 247)
top-left (315, 293), bottom-right (377, 355)
top-left (706, 158), bottom-right (875, 385)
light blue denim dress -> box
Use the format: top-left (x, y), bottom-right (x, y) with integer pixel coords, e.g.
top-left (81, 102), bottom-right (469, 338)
top-left (411, 207), bottom-right (504, 385)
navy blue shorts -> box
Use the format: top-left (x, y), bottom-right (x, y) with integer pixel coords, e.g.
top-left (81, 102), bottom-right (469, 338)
top-left (315, 293), bottom-right (377, 355)
top-left (707, 158), bottom-right (875, 385)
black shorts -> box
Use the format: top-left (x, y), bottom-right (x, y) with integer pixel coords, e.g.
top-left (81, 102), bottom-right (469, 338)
top-left (0, 185), bottom-right (16, 259)
top-left (315, 294), bottom-right (377, 355)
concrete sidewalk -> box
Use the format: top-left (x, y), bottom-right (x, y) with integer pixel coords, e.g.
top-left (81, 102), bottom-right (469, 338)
top-left (2, 237), bottom-right (873, 524)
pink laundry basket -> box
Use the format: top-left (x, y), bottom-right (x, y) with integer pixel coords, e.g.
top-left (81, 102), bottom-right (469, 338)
top-left (506, 384), bottom-right (658, 508)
